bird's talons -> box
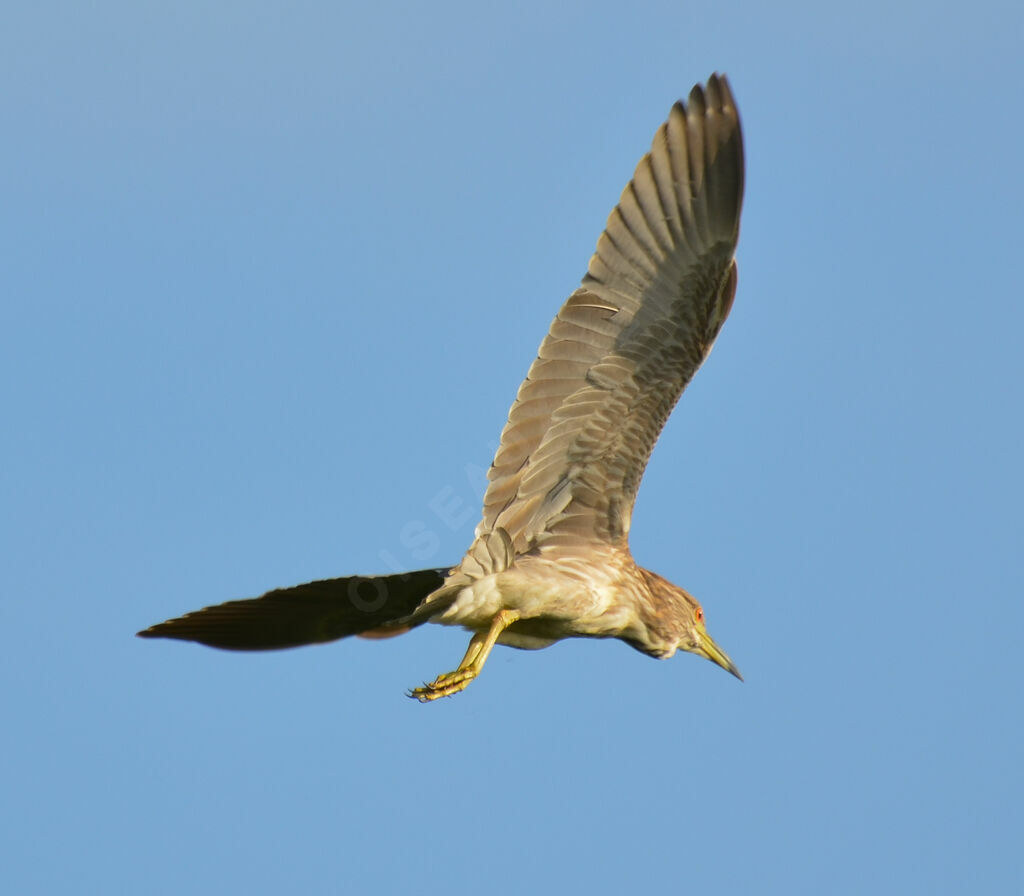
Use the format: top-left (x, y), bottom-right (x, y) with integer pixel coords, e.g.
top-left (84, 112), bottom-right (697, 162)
top-left (409, 667), bottom-right (478, 702)
top-left (408, 609), bottom-right (519, 702)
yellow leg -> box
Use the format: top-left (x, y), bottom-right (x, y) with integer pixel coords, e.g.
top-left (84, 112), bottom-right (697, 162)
top-left (410, 609), bottom-right (520, 702)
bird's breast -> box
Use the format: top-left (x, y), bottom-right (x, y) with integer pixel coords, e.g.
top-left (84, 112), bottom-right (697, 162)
top-left (434, 558), bottom-right (641, 645)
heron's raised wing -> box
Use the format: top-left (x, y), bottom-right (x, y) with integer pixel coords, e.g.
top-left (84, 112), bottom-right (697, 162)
top-left (478, 74), bottom-right (744, 554)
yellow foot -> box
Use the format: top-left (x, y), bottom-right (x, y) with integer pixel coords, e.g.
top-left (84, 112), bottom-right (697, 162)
top-left (407, 608), bottom-right (520, 703)
top-left (409, 668), bottom-right (478, 702)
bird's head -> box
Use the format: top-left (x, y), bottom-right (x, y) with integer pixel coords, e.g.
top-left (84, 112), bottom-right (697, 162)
top-left (634, 568), bottom-right (743, 680)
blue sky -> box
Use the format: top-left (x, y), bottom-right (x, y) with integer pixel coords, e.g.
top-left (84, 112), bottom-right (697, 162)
top-left (3, 1), bottom-right (1022, 893)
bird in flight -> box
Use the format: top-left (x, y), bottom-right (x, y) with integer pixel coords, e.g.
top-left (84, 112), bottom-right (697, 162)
top-left (139, 73), bottom-right (746, 701)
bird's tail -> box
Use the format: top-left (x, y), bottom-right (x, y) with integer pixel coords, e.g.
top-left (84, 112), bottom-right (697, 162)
top-left (136, 567), bottom-right (450, 651)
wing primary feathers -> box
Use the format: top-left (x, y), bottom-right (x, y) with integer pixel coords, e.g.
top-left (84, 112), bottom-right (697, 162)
top-left (137, 568), bottom-right (449, 650)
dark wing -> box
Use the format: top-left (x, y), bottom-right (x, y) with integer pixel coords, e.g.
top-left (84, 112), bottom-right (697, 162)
top-left (136, 568), bottom-right (448, 650)
top-left (478, 74), bottom-right (744, 553)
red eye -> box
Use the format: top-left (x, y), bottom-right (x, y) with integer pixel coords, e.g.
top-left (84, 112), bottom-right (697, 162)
top-left (695, 606), bottom-right (704, 623)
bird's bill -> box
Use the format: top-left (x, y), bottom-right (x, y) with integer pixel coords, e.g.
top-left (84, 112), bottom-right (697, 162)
top-left (698, 633), bottom-right (743, 681)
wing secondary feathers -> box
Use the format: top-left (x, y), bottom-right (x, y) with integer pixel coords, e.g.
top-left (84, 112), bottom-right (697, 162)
top-left (478, 75), bottom-right (744, 553)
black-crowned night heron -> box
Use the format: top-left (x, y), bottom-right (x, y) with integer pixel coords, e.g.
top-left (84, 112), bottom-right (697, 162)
top-left (139, 73), bottom-right (745, 701)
